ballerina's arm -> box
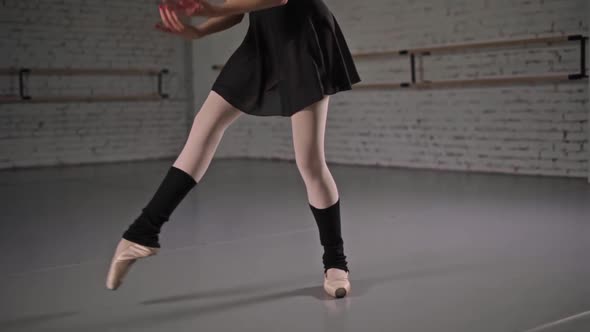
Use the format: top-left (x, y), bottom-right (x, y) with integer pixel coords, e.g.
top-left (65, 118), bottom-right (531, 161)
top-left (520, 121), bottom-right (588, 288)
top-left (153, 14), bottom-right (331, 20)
top-left (193, 13), bottom-right (245, 38)
top-left (216, 0), bottom-right (288, 15)
top-left (157, 4), bottom-right (244, 40)
top-left (171, 0), bottom-right (288, 17)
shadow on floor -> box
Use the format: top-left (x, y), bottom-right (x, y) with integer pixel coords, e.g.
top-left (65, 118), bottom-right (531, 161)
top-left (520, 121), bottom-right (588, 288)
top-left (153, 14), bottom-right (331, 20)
top-left (0, 311), bottom-right (80, 330)
top-left (8, 261), bottom-right (488, 331)
top-left (141, 260), bottom-right (483, 307)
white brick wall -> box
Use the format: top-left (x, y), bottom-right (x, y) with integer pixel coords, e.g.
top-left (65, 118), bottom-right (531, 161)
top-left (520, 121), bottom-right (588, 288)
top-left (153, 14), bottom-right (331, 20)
top-left (1, 0), bottom-right (588, 180)
top-left (0, 0), bottom-right (190, 169)
top-left (205, 0), bottom-right (589, 179)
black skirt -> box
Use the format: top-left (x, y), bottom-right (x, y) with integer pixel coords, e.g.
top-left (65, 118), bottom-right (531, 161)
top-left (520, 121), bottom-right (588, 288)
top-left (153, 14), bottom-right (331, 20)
top-left (211, 0), bottom-right (361, 117)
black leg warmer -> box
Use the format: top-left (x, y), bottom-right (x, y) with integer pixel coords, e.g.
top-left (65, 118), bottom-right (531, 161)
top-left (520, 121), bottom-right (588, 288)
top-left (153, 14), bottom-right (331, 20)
top-left (122, 166), bottom-right (197, 248)
top-left (309, 198), bottom-right (349, 273)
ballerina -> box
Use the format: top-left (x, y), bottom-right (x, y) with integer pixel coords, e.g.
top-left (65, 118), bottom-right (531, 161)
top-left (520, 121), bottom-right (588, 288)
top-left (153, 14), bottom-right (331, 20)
top-left (106, 0), bottom-right (360, 299)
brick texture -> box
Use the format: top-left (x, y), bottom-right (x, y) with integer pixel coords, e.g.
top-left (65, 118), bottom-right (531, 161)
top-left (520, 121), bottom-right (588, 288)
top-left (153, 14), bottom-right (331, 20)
top-left (0, 0), bottom-right (190, 169)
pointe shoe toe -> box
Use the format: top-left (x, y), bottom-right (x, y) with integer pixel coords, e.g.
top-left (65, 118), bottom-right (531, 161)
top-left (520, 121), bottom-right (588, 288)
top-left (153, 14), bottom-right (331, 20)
top-left (323, 268), bottom-right (351, 298)
top-left (106, 239), bottom-right (159, 290)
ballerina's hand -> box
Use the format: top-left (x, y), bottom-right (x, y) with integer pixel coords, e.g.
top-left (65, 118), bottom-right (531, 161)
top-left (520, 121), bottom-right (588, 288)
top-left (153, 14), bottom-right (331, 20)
top-left (164, 0), bottom-right (220, 17)
top-left (156, 4), bottom-right (203, 40)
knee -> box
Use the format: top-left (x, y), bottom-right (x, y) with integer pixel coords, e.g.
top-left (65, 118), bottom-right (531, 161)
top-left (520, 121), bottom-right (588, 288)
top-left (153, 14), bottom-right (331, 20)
top-left (296, 157), bottom-right (327, 182)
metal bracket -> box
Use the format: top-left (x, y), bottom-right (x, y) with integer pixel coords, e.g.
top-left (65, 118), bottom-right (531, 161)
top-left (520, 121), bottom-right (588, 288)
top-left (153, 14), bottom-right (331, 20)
top-left (158, 69), bottom-right (169, 99)
top-left (568, 36), bottom-right (588, 80)
top-left (19, 69), bottom-right (31, 100)
top-left (410, 53), bottom-right (416, 84)
top-left (579, 37), bottom-right (588, 78)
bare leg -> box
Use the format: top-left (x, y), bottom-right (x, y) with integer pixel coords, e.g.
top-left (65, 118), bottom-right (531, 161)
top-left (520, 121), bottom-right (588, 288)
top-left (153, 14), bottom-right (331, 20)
top-left (291, 95), bottom-right (338, 208)
top-left (106, 90), bottom-right (243, 290)
top-left (291, 95), bottom-right (351, 298)
top-left (173, 90), bottom-right (243, 182)
top-left (123, 90), bottom-right (243, 247)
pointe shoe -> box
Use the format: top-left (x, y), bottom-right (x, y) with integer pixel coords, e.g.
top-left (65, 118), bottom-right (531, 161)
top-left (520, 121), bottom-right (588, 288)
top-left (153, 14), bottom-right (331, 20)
top-left (106, 238), bottom-right (159, 290)
top-left (323, 268), bottom-right (351, 298)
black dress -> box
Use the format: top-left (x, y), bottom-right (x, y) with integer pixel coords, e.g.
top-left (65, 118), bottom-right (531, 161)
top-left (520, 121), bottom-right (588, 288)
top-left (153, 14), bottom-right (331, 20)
top-left (211, 0), bottom-right (361, 117)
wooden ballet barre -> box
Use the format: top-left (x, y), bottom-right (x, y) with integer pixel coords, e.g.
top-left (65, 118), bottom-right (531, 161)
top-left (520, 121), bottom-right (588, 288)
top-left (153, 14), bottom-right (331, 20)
top-left (0, 67), bottom-right (171, 102)
top-left (2, 93), bottom-right (163, 104)
top-left (15, 68), bottom-right (163, 76)
top-left (0, 69), bottom-right (17, 75)
top-left (0, 68), bottom-right (163, 75)
top-left (352, 73), bottom-right (583, 90)
top-left (0, 95), bottom-right (21, 102)
top-left (353, 34), bottom-right (586, 58)
top-left (413, 74), bottom-right (579, 88)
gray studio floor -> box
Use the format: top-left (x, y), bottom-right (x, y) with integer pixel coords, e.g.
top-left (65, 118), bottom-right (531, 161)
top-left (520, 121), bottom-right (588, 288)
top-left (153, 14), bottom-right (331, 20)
top-left (0, 158), bottom-right (589, 332)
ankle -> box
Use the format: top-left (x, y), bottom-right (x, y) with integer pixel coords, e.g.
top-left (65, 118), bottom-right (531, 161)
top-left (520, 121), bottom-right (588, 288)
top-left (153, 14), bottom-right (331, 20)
top-left (121, 232), bottom-right (161, 248)
top-left (322, 244), bottom-right (348, 272)
top-left (324, 266), bottom-right (349, 274)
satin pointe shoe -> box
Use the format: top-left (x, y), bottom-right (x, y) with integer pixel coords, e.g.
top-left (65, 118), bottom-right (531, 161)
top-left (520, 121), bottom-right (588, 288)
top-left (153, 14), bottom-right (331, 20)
top-left (323, 268), bottom-right (351, 298)
top-left (106, 238), bottom-right (159, 290)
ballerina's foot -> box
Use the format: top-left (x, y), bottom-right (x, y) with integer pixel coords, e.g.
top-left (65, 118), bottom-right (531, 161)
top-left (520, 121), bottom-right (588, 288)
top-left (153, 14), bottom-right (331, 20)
top-left (323, 268), bottom-right (351, 298)
top-left (106, 238), bottom-right (159, 290)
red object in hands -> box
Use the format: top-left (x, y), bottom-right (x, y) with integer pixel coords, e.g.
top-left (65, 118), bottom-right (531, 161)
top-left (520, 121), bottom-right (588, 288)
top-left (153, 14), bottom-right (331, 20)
top-left (159, 0), bottom-right (203, 21)
top-left (173, 0), bottom-right (201, 16)
top-left (158, 4), bottom-right (170, 29)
